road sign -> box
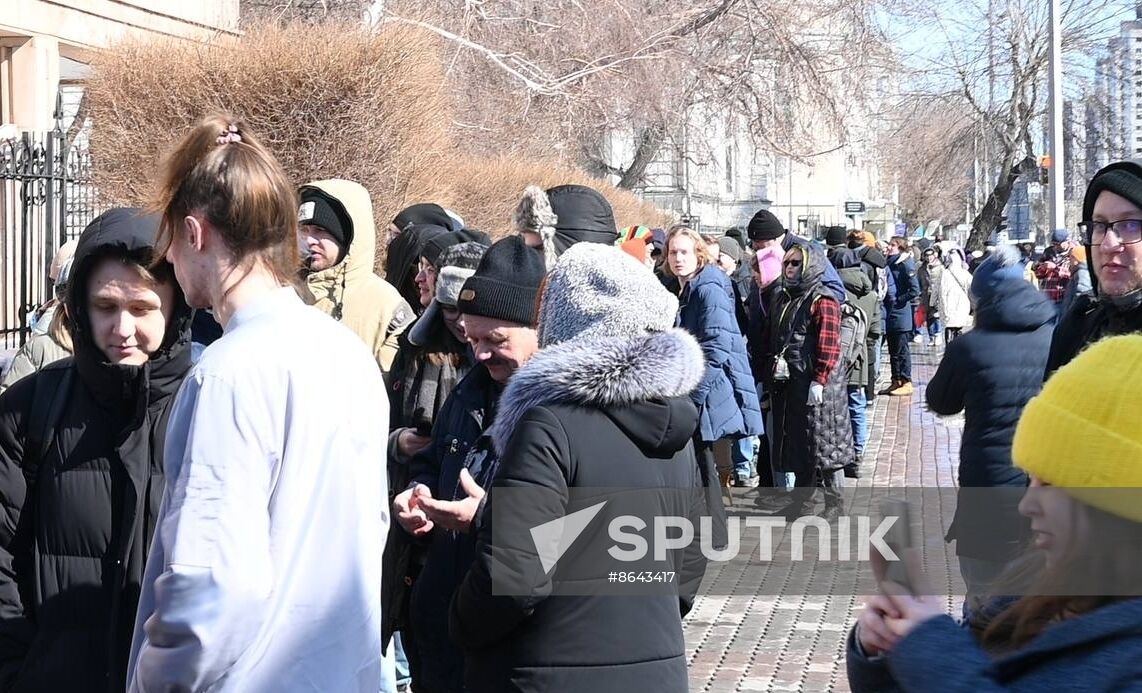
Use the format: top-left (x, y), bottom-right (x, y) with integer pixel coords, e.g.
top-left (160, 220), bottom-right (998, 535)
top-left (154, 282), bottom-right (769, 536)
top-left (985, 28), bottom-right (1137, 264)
top-left (845, 201), bottom-right (866, 214)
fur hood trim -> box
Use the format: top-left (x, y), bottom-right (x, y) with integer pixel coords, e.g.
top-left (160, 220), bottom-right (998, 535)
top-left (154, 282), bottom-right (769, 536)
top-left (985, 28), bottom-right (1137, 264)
top-left (490, 328), bottom-right (704, 455)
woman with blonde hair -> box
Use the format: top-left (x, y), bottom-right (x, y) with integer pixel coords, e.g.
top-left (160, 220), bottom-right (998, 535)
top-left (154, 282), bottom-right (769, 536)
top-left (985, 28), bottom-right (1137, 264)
top-left (666, 226), bottom-right (762, 546)
top-left (127, 114), bottom-right (390, 693)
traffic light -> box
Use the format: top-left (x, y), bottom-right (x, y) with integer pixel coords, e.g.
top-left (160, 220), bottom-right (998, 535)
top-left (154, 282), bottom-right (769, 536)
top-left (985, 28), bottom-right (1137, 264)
top-left (1038, 154), bottom-right (1051, 186)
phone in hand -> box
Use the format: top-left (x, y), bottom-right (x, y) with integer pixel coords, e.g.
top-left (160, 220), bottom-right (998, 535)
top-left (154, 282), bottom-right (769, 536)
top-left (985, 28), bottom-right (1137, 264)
top-left (879, 498), bottom-right (915, 594)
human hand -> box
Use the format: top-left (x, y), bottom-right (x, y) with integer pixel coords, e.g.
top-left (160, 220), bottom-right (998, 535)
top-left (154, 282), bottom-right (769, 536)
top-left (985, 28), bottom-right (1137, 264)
top-left (880, 581), bottom-right (946, 640)
top-left (807, 381), bottom-right (824, 406)
top-left (419, 468), bottom-right (486, 533)
top-left (856, 594), bottom-right (904, 656)
top-left (397, 429), bottom-right (432, 457)
top-left (394, 484), bottom-right (435, 537)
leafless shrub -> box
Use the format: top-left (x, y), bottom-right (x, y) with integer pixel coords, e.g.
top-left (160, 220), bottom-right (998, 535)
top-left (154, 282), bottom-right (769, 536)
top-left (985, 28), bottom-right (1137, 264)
top-left (85, 22), bottom-right (451, 225)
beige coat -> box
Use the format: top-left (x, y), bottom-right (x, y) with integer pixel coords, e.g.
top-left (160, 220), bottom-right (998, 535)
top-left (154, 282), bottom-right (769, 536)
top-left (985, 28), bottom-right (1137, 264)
top-left (303, 179), bottom-right (414, 372)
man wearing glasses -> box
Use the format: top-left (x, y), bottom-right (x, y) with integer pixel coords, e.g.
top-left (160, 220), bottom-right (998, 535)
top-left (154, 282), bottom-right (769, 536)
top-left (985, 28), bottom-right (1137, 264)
top-left (1047, 160), bottom-right (1142, 375)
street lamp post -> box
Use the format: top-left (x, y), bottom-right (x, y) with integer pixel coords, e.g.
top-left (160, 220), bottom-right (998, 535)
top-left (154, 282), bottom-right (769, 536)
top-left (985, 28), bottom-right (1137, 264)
top-left (1048, 0), bottom-right (1065, 231)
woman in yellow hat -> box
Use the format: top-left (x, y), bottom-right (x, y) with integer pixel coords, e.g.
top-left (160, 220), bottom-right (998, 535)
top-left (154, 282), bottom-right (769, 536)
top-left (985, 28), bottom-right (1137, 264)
top-left (848, 334), bottom-right (1142, 691)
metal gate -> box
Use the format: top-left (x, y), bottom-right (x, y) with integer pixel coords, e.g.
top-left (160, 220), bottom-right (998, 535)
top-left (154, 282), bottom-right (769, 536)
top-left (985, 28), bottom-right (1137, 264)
top-left (0, 110), bottom-right (99, 350)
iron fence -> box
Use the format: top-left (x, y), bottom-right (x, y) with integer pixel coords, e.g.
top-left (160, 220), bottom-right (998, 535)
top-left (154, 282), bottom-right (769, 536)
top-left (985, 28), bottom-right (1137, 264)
top-left (0, 119), bottom-right (99, 351)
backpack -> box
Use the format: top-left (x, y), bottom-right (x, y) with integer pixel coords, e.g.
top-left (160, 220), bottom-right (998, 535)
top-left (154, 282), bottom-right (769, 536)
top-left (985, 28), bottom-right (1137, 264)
top-left (839, 299), bottom-right (870, 376)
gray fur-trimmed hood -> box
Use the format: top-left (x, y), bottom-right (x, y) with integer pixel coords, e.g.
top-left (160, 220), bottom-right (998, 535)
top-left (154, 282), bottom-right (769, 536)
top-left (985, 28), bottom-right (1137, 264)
top-left (490, 328), bottom-right (704, 456)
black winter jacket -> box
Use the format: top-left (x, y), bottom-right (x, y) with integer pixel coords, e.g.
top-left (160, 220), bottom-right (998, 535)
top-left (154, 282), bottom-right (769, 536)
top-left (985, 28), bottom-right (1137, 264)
top-left (451, 328), bottom-right (707, 693)
top-left (382, 316), bottom-right (474, 649)
top-left (926, 278), bottom-right (1054, 561)
top-left (0, 209), bottom-right (191, 692)
top-left (405, 365), bottom-right (501, 693)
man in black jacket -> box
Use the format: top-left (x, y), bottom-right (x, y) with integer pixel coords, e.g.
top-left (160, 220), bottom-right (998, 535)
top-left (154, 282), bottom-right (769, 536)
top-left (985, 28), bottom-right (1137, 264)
top-left (391, 236), bottom-right (544, 693)
top-left (1047, 159), bottom-right (1142, 375)
top-left (451, 242), bottom-right (707, 693)
top-left (0, 209), bottom-right (191, 692)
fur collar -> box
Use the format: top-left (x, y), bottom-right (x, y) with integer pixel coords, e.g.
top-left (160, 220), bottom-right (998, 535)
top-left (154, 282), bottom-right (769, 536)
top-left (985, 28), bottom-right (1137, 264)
top-left (490, 328), bottom-right (704, 455)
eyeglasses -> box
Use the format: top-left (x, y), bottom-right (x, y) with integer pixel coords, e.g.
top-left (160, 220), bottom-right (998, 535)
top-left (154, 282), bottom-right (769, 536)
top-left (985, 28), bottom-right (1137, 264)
top-left (783, 260), bottom-right (802, 267)
top-left (1078, 219), bottom-right (1142, 245)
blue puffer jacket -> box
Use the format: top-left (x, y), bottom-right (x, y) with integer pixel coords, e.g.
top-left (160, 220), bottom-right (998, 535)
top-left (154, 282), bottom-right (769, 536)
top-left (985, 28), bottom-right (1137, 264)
top-left (925, 278), bottom-right (1054, 560)
top-left (884, 253), bottom-right (920, 333)
top-left (847, 598), bottom-right (1142, 692)
top-left (678, 264), bottom-right (763, 442)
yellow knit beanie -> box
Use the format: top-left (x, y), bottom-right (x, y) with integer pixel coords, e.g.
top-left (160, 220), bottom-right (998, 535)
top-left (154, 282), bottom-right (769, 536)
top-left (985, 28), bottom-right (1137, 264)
top-left (1013, 334), bottom-right (1142, 522)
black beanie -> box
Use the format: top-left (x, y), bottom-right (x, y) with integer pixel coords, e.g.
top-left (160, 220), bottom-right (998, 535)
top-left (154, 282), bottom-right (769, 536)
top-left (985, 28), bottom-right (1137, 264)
top-left (825, 225), bottom-right (848, 247)
top-left (747, 209), bottom-right (785, 241)
top-left (298, 187), bottom-right (353, 249)
top-left (456, 236), bottom-right (545, 327)
top-left (724, 226), bottom-right (747, 249)
top-left (1082, 160), bottom-right (1142, 225)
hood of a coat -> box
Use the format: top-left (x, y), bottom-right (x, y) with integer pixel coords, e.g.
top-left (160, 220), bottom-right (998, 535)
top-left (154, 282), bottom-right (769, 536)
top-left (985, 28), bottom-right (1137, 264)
top-left (303, 179), bottom-right (380, 296)
top-left (781, 243), bottom-right (827, 296)
top-left (66, 208), bottom-right (192, 404)
top-left (974, 277), bottom-right (1056, 333)
top-left (384, 222), bottom-right (451, 309)
top-left (489, 328), bottom-right (704, 456)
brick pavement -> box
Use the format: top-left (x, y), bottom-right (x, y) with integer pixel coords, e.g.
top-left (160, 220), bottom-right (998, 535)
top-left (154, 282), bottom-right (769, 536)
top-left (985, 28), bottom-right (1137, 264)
top-left (685, 343), bottom-right (965, 692)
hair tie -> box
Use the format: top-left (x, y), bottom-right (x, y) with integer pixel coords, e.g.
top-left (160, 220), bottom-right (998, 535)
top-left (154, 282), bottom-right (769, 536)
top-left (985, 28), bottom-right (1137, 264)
top-left (216, 124), bottom-right (242, 145)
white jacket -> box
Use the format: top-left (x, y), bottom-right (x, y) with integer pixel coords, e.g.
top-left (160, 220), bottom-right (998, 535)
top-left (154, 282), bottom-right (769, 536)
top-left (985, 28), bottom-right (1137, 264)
top-left (937, 264), bottom-right (973, 329)
top-left (127, 288), bottom-right (389, 692)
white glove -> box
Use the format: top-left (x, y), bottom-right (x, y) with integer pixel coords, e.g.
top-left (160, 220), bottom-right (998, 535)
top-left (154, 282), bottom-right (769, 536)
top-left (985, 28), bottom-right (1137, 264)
top-left (807, 382), bottom-right (825, 406)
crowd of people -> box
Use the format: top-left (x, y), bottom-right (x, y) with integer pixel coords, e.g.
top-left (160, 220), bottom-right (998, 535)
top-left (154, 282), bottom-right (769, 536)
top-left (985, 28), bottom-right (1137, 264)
top-left (0, 112), bottom-right (1139, 692)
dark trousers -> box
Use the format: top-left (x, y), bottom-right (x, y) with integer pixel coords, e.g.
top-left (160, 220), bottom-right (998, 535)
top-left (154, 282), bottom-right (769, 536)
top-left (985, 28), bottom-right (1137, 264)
top-left (695, 438), bottom-right (728, 549)
top-left (786, 468), bottom-right (844, 516)
top-left (887, 330), bottom-right (912, 382)
top-left (865, 333), bottom-right (881, 401)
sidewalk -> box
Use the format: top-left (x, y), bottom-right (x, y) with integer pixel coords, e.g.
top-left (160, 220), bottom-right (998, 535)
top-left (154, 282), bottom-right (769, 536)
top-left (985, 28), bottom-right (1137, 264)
top-left (685, 345), bottom-right (963, 692)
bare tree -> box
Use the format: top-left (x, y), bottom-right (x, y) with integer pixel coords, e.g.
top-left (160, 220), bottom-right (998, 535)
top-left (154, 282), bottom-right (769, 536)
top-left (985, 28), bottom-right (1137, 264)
top-left (242, 0), bottom-right (370, 26)
top-left (379, 0), bottom-right (893, 189)
top-left (885, 0), bottom-right (1122, 249)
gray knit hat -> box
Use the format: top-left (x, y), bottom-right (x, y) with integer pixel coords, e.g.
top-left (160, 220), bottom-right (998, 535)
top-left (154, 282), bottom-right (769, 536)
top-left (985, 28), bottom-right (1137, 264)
top-left (537, 242), bottom-right (678, 348)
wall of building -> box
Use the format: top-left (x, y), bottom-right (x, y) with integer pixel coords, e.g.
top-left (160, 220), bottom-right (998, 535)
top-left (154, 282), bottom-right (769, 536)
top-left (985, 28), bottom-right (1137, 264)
top-left (1, 0), bottom-right (239, 130)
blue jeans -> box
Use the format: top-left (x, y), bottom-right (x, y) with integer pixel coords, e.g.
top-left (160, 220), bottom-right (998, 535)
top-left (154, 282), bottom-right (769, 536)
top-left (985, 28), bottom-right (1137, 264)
top-left (927, 316), bottom-right (942, 338)
top-left (394, 632), bottom-right (410, 686)
top-left (379, 637), bottom-right (397, 692)
top-left (846, 386), bottom-right (869, 456)
top-left (733, 435), bottom-right (758, 479)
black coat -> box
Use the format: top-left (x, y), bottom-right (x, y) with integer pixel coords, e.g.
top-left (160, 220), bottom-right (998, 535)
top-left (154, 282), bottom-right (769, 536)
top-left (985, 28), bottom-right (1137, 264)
top-left (0, 209), bottom-right (191, 692)
top-left (450, 329), bottom-right (707, 693)
top-left (926, 279), bottom-right (1054, 561)
top-left (1046, 293), bottom-right (1142, 378)
top-left (405, 365), bottom-right (501, 693)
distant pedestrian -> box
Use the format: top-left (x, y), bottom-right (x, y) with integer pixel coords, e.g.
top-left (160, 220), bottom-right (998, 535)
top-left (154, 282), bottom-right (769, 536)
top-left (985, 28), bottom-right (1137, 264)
top-left (936, 247), bottom-right (973, 343)
top-left (882, 237), bottom-right (921, 396)
top-left (667, 226), bottom-right (763, 544)
top-left (1059, 246), bottom-right (1092, 320)
top-left (767, 244), bottom-right (853, 519)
